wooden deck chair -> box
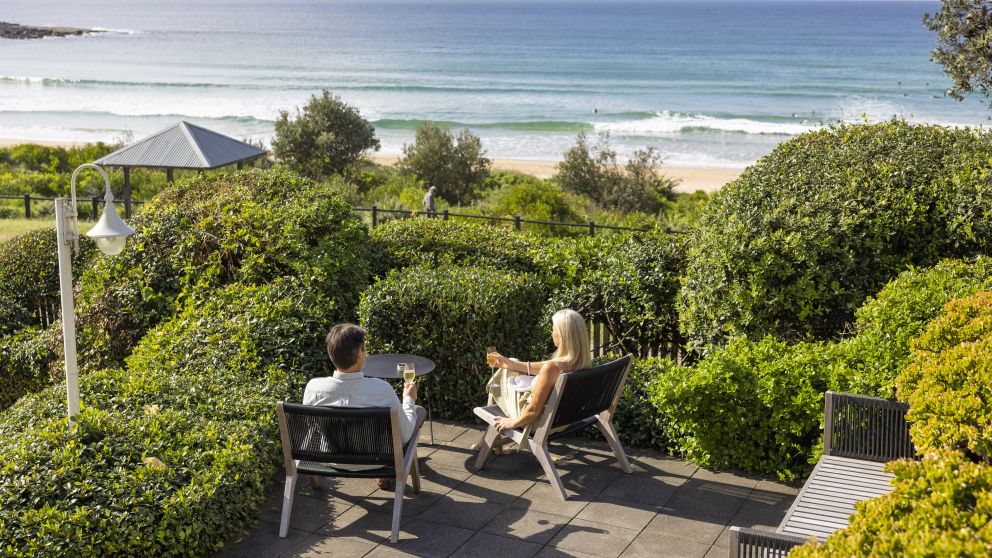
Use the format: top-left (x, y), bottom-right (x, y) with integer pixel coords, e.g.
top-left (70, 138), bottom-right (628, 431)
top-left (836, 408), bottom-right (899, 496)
top-left (276, 402), bottom-right (422, 543)
top-left (473, 355), bottom-right (634, 500)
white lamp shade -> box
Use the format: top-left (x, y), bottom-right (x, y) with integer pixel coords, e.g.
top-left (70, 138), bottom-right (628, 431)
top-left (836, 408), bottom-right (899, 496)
top-left (86, 201), bottom-right (136, 256)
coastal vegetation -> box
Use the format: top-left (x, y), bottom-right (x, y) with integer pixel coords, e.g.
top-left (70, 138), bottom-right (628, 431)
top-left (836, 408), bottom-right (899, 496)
top-left (398, 122), bottom-right (492, 206)
top-left (925, 0), bottom-right (992, 108)
top-left (0, 118), bottom-right (991, 554)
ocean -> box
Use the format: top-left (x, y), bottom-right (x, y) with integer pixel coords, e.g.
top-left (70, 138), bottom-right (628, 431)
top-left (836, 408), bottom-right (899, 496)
top-left (0, 0), bottom-right (987, 167)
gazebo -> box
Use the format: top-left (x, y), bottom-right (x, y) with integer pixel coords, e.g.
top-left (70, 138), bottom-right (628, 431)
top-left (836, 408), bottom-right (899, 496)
top-left (95, 121), bottom-right (267, 216)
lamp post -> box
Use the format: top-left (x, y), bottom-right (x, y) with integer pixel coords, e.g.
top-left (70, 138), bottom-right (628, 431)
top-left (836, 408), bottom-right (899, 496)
top-left (57, 163), bottom-right (136, 421)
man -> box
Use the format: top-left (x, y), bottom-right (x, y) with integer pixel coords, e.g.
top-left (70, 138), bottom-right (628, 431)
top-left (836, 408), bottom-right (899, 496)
top-left (303, 323), bottom-right (425, 490)
top-left (422, 185), bottom-right (437, 215)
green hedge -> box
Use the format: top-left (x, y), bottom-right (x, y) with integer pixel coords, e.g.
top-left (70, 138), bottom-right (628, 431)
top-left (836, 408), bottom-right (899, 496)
top-left (0, 281), bottom-right (331, 557)
top-left (897, 290), bottom-right (992, 462)
top-left (0, 327), bottom-right (57, 411)
top-left (650, 337), bottom-right (839, 480)
top-left (681, 121), bottom-right (992, 349)
top-left (0, 229), bottom-right (92, 335)
top-left (550, 229), bottom-right (686, 357)
top-left (359, 265), bottom-right (547, 420)
top-left (788, 450), bottom-right (992, 557)
top-left (835, 256), bottom-right (992, 398)
top-left (74, 168), bottom-right (369, 370)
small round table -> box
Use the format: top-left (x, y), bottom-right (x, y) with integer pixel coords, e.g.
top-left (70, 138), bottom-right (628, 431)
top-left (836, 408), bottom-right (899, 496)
top-left (364, 353), bottom-right (437, 444)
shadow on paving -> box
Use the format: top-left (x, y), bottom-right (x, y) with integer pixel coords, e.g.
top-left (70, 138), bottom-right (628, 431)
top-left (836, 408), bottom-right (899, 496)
top-left (211, 420), bottom-right (799, 558)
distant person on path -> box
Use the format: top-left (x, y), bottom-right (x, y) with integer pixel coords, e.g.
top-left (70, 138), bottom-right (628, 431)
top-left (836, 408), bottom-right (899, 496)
top-left (302, 323), bottom-right (425, 490)
top-left (422, 185), bottom-right (437, 215)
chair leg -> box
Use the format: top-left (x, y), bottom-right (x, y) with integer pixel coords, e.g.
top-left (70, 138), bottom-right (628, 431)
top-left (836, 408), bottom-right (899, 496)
top-left (474, 424), bottom-right (500, 470)
top-left (389, 476), bottom-right (408, 543)
top-left (279, 473), bottom-right (299, 538)
top-left (530, 440), bottom-right (568, 501)
top-left (595, 414), bottom-right (633, 473)
top-left (410, 450), bottom-right (421, 494)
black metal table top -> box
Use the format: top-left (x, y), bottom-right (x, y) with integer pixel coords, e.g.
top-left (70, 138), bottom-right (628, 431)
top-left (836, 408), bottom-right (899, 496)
top-left (364, 354), bottom-right (436, 379)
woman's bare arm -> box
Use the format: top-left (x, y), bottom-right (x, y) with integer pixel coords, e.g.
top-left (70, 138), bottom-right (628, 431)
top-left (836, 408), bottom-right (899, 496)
top-left (500, 362), bottom-right (560, 430)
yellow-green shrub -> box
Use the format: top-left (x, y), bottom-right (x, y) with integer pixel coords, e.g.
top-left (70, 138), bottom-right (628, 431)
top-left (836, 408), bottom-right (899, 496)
top-left (897, 290), bottom-right (992, 461)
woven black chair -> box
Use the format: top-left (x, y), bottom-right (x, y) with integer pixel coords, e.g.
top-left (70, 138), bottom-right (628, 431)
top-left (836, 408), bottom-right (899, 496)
top-left (728, 391), bottom-right (915, 557)
top-left (276, 402), bottom-right (422, 543)
top-left (473, 354), bottom-right (634, 500)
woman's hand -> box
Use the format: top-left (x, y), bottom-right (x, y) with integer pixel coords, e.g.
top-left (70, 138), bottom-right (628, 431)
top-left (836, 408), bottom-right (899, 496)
top-left (489, 353), bottom-right (511, 369)
top-left (492, 416), bottom-right (514, 433)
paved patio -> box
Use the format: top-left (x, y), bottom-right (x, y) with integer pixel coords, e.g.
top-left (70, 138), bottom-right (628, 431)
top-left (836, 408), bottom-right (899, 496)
top-left (212, 420), bottom-right (799, 558)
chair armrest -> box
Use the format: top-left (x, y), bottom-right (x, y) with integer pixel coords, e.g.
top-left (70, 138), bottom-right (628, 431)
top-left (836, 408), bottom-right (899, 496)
top-left (823, 391), bottom-right (914, 462)
top-left (728, 526), bottom-right (808, 558)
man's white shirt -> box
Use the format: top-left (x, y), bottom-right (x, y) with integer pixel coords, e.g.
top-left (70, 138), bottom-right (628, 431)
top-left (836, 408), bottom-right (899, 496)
top-left (302, 369), bottom-right (418, 444)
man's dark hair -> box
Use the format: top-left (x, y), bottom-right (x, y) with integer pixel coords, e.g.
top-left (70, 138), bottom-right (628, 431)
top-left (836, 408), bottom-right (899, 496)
top-left (326, 323), bottom-right (366, 370)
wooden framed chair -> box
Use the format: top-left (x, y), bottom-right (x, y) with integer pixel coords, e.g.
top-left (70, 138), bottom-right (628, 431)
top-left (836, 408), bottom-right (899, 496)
top-left (276, 402), bottom-right (422, 543)
top-left (473, 355), bottom-right (634, 500)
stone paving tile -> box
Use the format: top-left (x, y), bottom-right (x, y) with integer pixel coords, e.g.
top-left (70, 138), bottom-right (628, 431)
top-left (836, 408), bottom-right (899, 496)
top-left (555, 464), bottom-right (624, 497)
top-left (631, 454), bottom-right (699, 479)
top-left (621, 531), bottom-right (711, 558)
top-left (419, 490), bottom-right (509, 531)
top-left (420, 419), bottom-right (470, 443)
top-left (599, 472), bottom-right (684, 507)
top-left (575, 496), bottom-right (659, 531)
top-left (510, 482), bottom-right (594, 518)
top-left (703, 545), bottom-right (728, 558)
top-left (423, 444), bottom-right (478, 472)
top-left (283, 530), bottom-right (379, 558)
top-left (258, 492), bottom-right (354, 533)
top-left (534, 547), bottom-right (605, 558)
top-left (451, 471), bottom-right (536, 504)
top-left (317, 505), bottom-right (407, 543)
top-left (729, 492), bottom-right (794, 531)
top-left (372, 518), bottom-right (476, 557)
top-left (689, 468), bottom-right (761, 490)
top-left (642, 513), bottom-right (726, 546)
top-left (301, 476), bottom-right (381, 504)
top-left (662, 479), bottom-right (752, 523)
top-left (450, 531), bottom-right (543, 558)
top-left (211, 525), bottom-right (312, 558)
top-left (549, 518), bottom-right (640, 558)
top-left (482, 507), bottom-right (572, 545)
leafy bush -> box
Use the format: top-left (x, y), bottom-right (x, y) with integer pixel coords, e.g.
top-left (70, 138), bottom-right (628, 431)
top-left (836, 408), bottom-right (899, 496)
top-left (681, 120), bottom-right (992, 349)
top-left (836, 256), bottom-right (992, 398)
top-left (74, 168), bottom-right (370, 370)
top-left (272, 90), bottom-right (380, 179)
top-left (588, 356), bottom-right (680, 451)
top-left (550, 229), bottom-right (686, 357)
top-left (788, 450), bottom-right (992, 557)
top-left (556, 132), bottom-right (677, 213)
top-left (651, 337), bottom-right (839, 479)
top-left (0, 229), bottom-right (92, 334)
top-left (399, 122), bottom-right (491, 205)
top-left (0, 327), bottom-right (57, 411)
top-left (0, 280), bottom-right (332, 558)
top-left (482, 172), bottom-right (585, 236)
top-left (897, 290), bottom-right (992, 462)
top-left (359, 265), bottom-right (547, 420)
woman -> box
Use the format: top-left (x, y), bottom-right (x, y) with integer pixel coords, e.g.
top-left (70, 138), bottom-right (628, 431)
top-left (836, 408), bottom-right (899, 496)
top-left (487, 308), bottom-right (591, 434)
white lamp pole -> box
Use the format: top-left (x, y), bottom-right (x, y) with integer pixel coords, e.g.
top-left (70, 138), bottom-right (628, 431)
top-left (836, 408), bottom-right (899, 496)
top-left (57, 163), bottom-right (136, 422)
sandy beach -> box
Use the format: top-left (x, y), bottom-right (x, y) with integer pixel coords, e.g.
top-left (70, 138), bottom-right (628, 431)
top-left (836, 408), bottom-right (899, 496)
top-left (371, 155), bottom-right (740, 192)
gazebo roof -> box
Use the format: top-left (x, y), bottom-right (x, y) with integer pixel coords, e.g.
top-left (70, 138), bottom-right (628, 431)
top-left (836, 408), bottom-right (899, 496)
top-left (95, 121), bottom-right (266, 169)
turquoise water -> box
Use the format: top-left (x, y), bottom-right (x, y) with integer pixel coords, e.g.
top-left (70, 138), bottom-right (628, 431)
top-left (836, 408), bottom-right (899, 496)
top-left (0, 0), bottom-right (987, 166)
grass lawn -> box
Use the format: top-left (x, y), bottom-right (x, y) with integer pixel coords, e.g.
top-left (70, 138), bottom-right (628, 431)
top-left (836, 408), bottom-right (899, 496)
top-left (0, 218), bottom-right (95, 243)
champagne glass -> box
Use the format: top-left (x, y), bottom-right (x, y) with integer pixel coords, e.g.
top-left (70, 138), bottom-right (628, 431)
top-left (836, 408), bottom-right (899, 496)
top-left (486, 346), bottom-right (498, 368)
top-left (403, 362), bottom-right (417, 383)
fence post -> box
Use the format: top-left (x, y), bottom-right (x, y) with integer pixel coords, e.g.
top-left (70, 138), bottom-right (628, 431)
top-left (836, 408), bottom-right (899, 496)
top-left (514, 216), bottom-right (521, 231)
top-left (442, 209), bottom-right (449, 221)
top-left (589, 221), bottom-right (595, 237)
top-left (92, 197), bottom-right (99, 220)
top-left (372, 205), bottom-right (378, 227)
top-left (24, 193), bottom-right (30, 218)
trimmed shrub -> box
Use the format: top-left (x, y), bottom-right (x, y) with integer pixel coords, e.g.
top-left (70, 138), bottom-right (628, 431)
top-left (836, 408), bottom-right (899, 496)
top-left (359, 265), bottom-right (547, 420)
top-left (550, 229), bottom-right (686, 358)
top-left (599, 356), bottom-right (680, 451)
top-left (788, 450), bottom-right (992, 557)
top-left (650, 337), bottom-right (839, 479)
top-left (0, 327), bottom-right (57, 411)
top-left (836, 256), bottom-right (992, 398)
top-left (0, 229), bottom-right (92, 334)
top-left (75, 168), bottom-right (370, 370)
top-left (681, 121), bottom-right (992, 349)
top-left (897, 290), bottom-right (992, 462)
top-left (0, 280), bottom-right (331, 558)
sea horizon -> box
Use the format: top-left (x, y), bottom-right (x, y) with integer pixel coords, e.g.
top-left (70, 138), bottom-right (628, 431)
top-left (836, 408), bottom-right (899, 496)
top-left (1, 0), bottom-right (988, 168)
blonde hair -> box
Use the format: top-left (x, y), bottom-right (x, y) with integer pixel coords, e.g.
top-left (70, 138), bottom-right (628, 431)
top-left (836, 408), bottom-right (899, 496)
top-left (550, 309), bottom-right (591, 372)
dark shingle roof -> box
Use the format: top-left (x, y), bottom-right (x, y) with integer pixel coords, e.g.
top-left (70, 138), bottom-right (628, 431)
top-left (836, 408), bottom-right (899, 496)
top-left (95, 121), bottom-right (266, 169)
